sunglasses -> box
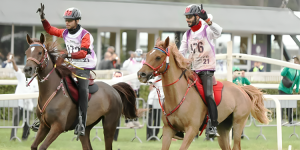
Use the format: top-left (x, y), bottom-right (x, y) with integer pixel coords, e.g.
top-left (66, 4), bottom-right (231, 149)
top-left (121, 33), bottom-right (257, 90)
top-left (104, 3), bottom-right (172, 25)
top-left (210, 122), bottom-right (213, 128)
top-left (185, 15), bottom-right (193, 19)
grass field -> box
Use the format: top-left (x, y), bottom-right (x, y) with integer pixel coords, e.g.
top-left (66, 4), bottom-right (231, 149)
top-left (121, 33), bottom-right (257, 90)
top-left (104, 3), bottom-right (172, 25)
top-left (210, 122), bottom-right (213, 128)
top-left (0, 120), bottom-right (300, 150)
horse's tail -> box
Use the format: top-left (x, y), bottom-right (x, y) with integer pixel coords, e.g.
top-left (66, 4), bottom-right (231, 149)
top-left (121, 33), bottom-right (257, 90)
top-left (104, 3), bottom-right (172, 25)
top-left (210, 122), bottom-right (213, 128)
top-left (240, 85), bottom-right (271, 124)
top-left (112, 82), bottom-right (138, 119)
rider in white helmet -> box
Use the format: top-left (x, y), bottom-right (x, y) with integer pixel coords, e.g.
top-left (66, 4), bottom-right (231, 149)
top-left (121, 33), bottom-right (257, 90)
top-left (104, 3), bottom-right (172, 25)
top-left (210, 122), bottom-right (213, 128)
top-left (36, 3), bottom-right (97, 136)
top-left (178, 4), bottom-right (222, 138)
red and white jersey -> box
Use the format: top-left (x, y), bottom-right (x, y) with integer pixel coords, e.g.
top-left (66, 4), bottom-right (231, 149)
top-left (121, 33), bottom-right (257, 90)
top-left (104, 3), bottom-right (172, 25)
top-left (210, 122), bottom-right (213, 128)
top-left (179, 20), bottom-right (222, 72)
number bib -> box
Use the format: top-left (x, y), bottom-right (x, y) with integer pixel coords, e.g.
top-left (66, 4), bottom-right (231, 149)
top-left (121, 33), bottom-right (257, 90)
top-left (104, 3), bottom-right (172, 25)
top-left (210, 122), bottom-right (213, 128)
top-left (187, 25), bottom-right (216, 71)
top-left (62, 28), bottom-right (97, 69)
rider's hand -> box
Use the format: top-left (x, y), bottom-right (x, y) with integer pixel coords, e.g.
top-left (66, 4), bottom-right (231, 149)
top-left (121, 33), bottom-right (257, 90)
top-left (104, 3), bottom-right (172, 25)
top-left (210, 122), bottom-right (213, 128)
top-left (36, 3), bottom-right (45, 20)
top-left (199, 4), bottom-right (208, 21)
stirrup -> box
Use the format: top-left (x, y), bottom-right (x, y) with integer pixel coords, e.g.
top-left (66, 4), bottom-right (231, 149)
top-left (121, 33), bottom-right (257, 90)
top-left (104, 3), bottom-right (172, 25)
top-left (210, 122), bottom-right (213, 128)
top-left (30, 118), bottom-right (40, 132)
top-left (74, 112), bottom-right (86, 136)
top-left (207, 127), bottom-right (220, 138)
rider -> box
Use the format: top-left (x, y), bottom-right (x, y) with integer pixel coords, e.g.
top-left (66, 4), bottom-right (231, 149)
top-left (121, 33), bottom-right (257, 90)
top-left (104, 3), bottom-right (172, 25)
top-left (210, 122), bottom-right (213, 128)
top-left (36, 4), bottom-right (97, 136)
top-left (179, 4), bottom-right (222, 138)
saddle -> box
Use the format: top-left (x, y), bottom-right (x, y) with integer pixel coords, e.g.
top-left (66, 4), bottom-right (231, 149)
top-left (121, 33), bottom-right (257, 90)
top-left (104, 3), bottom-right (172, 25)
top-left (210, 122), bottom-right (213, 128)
top-left (63, 74), bottom-right (99, 104)
top-left (192, 72), bottom-right (224, 136)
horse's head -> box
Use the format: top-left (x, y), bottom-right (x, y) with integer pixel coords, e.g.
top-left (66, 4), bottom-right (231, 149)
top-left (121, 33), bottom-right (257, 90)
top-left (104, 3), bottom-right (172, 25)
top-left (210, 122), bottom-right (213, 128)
top-left (137, 37), bottom-right (170, 83)
top-left (23, 33), bottom-right (48, 78)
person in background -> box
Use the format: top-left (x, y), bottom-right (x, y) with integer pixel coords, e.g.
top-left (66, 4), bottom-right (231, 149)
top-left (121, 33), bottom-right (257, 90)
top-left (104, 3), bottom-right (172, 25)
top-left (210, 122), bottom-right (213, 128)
top-left (232, 66), bottom-right (250, 86)
top-left (1, 52), bottom-right (12, 68)
top-left (146, 76), bottom-right (163, 141)
top-left (249, 61), bottom-right (264, 72)
top-left (122, 49), bottom-right (145, 128)
top-left (112, 71), bottom-right (123, 141)
top-left (97, 52), bottom-right (114, 70)
top-left (107, 46), bottom-right (120, 69)
top-left (9, 55), bottom-right (38, 141)
top-left (279, 56), bottom-right (300, 124)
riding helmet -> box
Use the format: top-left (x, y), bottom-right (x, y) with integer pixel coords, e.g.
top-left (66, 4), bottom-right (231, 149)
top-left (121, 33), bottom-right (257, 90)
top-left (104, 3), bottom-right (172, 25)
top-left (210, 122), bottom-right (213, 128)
top-left (63, 7), bottom-right (81, 20)
top-left (184, 4), bottom-right (201, 16)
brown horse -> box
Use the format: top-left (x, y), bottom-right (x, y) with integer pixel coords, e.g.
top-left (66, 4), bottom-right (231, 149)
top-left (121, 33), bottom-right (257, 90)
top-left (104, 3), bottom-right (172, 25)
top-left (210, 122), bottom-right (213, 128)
top-left (24, 33), bottom-right (138, 150)
top-left (137, 37), bottom-right (270, 150)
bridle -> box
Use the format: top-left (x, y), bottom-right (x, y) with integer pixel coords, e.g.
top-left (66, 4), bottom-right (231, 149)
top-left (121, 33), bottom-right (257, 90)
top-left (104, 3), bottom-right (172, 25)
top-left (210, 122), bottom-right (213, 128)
top-left (27, 42), bottom-right (49, 70)
top-left (143, 46), bottom-right (170, 77)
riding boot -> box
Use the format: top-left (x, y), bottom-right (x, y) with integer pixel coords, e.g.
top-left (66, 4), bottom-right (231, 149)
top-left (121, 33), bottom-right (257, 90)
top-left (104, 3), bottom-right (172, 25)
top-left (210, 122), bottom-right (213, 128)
top-left (74, 69), bottom-right (90, 136)
top-left (198, 71), bottom-right (219, 138)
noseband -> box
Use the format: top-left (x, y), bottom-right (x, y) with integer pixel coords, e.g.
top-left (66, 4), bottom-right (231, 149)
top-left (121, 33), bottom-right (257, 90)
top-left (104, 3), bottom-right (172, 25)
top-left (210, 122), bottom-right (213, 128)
top-left (27, 42), bottom-right (48, 69)
top-left (143, 46), bottom-right (170, 77)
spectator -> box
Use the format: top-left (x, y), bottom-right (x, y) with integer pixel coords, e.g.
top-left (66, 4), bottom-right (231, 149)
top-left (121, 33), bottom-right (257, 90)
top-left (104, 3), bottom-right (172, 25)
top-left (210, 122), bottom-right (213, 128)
top-left (232, 66), bottom-right (250, 86)
top-left (107, 46), bottom-right (120, 69)
top-left (279, 56), bottom-right (300, 124)
top-left (9, 55), bottom-right (38, 141)
top-left (146, 76), bottom-right (163, 141)
top-left (112, 71), bottom-right (123, 141)
top-left (97, 52), bottom-right (114, 70)
top-left (0, 52), bottom-right (5, 65)
top-left (2, 52), bottom-right (13, 68)
top-left (123, 49), bottom-right (145, 128)
top-left (249, 61), bottom-right (264, 72)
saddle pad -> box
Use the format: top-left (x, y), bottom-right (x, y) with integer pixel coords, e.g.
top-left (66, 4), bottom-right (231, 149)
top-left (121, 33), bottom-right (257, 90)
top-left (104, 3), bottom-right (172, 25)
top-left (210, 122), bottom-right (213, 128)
top-left (64, 76), bottom-right (92, 103)
top-left (194, 73), bottom-right (223, 106)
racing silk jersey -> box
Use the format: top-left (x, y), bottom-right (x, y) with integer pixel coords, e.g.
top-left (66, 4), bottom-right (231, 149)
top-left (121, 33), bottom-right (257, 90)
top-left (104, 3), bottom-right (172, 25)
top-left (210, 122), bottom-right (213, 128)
top-left (42, 20), bottom-right (97, 69)
top-left (179, 20), bottom-right (222, 72)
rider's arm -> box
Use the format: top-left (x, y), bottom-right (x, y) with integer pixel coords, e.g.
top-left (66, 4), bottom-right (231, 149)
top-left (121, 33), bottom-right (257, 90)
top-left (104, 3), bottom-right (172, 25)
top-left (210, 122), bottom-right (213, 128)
top-left (42, 20), bottom-right (64, 38)
top-left (71, 33), bottom-right (90, 59)
top-left (178, 32), bottom-right (188, 57)
top-left (206, 21), bottom-right (222, 40)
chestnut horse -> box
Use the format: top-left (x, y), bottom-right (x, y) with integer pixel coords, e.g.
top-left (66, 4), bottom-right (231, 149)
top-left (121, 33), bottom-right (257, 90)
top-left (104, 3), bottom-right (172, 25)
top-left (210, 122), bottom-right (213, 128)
top-left (138, 37), bottom-right (270, 150)
top-left (24, 33), bottom-right (138, 150)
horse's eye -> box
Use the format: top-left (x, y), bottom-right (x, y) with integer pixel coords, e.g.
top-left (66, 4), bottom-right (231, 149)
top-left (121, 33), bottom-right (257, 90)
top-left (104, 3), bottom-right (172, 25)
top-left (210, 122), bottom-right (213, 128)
top-left (156, 56), bottom-right (161, 61)
top-left (38, 52), bottom-right (42, 55)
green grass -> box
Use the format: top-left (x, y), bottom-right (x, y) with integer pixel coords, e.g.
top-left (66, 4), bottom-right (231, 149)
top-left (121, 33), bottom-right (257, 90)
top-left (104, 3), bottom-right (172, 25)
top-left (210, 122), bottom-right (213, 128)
top-left (0, 119), bottom-right (300, 150)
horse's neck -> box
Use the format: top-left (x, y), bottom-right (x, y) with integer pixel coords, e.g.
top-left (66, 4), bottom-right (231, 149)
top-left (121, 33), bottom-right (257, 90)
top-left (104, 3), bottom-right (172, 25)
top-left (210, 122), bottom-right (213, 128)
top-left (37, 59), bottom-right (61, 100)
top-left (161, 55), bottom-right (188, 109)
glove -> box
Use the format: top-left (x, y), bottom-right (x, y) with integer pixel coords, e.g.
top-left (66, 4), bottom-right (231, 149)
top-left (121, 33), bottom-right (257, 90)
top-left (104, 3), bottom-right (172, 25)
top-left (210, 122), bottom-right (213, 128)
top-left (36, 3), bottom-right (45, 20)
top-left (199, 4), bottom-right (208, 21)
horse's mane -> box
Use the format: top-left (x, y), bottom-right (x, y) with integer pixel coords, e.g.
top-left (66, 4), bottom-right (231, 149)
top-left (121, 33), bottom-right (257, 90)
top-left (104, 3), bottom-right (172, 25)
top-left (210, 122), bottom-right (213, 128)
top-left (32, 38), bottom-right (72, 78)
top-left (155, 41), bottom-right (194, 79)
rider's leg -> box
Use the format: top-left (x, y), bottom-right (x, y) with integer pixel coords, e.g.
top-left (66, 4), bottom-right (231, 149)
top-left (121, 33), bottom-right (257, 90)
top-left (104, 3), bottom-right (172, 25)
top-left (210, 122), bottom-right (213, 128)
top-left (75, 69), bottom-right (90, 136)
top-left (198, 71), bottom-right (219, 137)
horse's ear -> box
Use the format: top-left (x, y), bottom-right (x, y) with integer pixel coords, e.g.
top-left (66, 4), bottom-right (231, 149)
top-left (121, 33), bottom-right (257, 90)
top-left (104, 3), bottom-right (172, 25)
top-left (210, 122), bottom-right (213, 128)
top-left (155, 37), bottom-right (161, 45)
top-left (26, 34), bottom-right (33, 45)
top-left (163, 36), bottom-right (170, 48)
top-left (40, 33), bottom-right (45, 44)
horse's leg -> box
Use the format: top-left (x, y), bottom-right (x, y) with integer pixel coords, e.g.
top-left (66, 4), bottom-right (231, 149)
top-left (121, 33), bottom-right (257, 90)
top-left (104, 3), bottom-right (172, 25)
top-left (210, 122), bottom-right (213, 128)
top-left (102, 114), bottom-right (119, 150)
top-left (232, 117), bottom-right (248, 150)
top-left (217, 113), bottom-right (233, 150)
top-left (217, 124), bottom-right (231, 150)
top-left (161, 126), bottom-right (175, 150)
top-left (31, 124), bottom-right (50, 150)
top-left (179, 126), bottom-right (198, 150)
top-left (79, 126), bottom-right (92, 150)
top-left (38, 123), bottom-right (64, 150)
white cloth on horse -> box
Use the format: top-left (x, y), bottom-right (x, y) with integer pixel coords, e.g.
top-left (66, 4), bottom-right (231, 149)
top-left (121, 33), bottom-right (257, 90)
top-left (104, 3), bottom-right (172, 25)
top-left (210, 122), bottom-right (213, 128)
top-left (148, 76), bottom-right (164, 109)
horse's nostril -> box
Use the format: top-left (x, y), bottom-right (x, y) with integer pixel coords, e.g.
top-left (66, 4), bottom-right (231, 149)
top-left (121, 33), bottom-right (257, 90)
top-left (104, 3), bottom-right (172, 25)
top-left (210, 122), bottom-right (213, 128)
top-left (25, 67), bottom-right (33, 73)
top-left (140, 72), bottom-right (147, 77)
